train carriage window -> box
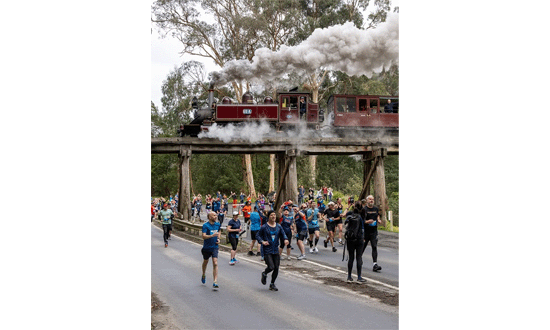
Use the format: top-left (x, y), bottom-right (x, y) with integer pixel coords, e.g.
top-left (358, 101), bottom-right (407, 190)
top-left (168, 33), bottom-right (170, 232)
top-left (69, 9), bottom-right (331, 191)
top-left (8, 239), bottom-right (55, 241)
top-left (289, 96), bottom-right (298, 109)
top-left (370, 99), bottom-right (379, 113)
top-left (282, 96), bottom-right (289, 108)
top-left (359, 99), bottom-right (367, 111)
top-left (336, 97), bottom-right (356, 112)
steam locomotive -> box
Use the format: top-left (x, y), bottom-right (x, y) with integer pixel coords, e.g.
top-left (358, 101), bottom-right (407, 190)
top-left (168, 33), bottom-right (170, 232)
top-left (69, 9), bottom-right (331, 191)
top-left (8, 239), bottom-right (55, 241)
top-left (178, 87), bottom-right (398, 137)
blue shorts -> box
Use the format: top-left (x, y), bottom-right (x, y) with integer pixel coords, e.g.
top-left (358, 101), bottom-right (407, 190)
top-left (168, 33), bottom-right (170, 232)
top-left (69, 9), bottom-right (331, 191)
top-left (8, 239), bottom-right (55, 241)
top-left (201, 248), bottom-right (219, 260)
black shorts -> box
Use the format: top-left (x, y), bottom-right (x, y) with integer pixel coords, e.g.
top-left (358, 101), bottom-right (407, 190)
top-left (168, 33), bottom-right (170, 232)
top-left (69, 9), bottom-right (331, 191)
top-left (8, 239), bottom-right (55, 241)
top-left (167, 223), bottom-right (172, 231)
top-left (201, 248), bottom-right (219, 260)
top-left (334, 219), bottom-right (342, 226)
top-left (229, 236), bottom-right (238, 250)
top-left (364, 232), bottom-right (378, 245)
top-left (326, 221), bottom-right (336, 232)
top-left (308, 227), bottom-right (319, 235)
top-left (281, 229), bottom-right (292, 249)
top-left (296, 230), bottom-right (308, 242)
top-left (251, 230), bottom-right (259, 241)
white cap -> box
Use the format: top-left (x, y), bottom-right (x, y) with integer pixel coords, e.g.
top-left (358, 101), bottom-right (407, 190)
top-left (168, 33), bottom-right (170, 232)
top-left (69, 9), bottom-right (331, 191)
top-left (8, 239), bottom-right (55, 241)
top-left (233, 211), bottom-right (239, 216)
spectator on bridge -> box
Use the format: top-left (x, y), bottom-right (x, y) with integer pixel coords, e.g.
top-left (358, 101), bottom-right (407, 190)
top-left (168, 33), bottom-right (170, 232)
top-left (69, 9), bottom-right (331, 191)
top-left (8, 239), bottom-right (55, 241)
top-left (201, 212), bottom-right (221, 289)
top-left (384, 99), bottom-right (393, 113)
top-left (256, 210), bottom-right (289, 291)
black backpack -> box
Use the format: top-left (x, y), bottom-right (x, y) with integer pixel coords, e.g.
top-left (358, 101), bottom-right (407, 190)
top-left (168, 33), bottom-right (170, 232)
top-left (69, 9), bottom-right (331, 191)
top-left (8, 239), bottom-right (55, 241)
top-left (344, 213), bottom-right (362, 242)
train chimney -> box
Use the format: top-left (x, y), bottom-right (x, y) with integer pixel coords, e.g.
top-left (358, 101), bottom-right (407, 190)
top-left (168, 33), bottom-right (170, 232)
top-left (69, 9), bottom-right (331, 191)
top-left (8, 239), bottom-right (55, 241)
top-left (208, 80), bottom-right (215, 109)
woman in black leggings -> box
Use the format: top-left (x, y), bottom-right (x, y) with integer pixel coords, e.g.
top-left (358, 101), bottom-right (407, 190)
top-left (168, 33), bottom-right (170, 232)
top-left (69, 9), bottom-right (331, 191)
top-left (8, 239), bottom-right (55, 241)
top-left (345, 201), bottom-right (367, 282)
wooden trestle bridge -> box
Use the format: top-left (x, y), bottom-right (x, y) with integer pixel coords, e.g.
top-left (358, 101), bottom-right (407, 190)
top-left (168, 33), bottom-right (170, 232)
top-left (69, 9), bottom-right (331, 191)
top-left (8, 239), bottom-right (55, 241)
top-left (151, 134), bottom-right (398, 222)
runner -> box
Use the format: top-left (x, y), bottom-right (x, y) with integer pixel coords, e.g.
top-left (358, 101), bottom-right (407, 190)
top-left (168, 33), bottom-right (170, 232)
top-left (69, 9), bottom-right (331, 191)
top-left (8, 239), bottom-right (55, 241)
top-left (248, 206), bottom-right (262, 256)
top-left (201, 212), bottom-right (221, 289)
top-left (361, 195), bottom-right (386, 272)
top-left (158, 203), bottom-right (173, 248)
top-left (306, 201), bottom-right (321, 253)
top-left (256, 210), bottom-right (289, 291)
top-left (227, 211), bottom-right (242, 265)
top-left (323, 202), bottom-right (340, 252)
top-left (293, 204), bottom-right (308, 260)
top-left (278, 206), bottom-right (294, 260)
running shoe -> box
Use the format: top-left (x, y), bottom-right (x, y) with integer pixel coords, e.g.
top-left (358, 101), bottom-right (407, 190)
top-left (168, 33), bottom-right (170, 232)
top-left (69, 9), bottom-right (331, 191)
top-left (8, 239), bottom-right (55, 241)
top-left (287, 256), bottom-right (291, 260)
top-left (261, 272), bottom-right (267, 285)
top-left (165, 243), bottom-right (168, 248)
top-left (332, 247), bottom-right (337, 252)
top-left (347, 277), bottom-right (354, 282)
top-left (269, 283), bottom-right (278, 291)
top-left (261, 256), bottom-right (264, 261)
top-left (314, 247), bottom-right (319, 253)
top-left (168, 236), bottom-right (172, 240)
top-left (212, 282), bottom-right (219, 289)
top-left (256, 252), bottom-right (261, 256)
top-left (201, 275), bottom-right (206, 284)
top-left (338, 239), bottom-right (343, 245)
top-left (373, 264), bottom-right (382, 272)
top-left (297, 254), bottom-right (306, 260)
top-left (309, 248), bottom-right (314, 253)
top-left (229, 259), bottom-right (235, 265)
top-left (357, 277), bottom-right (367, 283)
top-left (234, 258), bottom-right (239, 264)
top-left (247, 251), bottom-right (254, 256)
top-left (323, 240), bottom-right (328, 248)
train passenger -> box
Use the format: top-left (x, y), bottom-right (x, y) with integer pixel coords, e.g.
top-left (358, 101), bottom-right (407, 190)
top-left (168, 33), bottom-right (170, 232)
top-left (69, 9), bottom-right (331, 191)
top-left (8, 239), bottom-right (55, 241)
top-left (384, 99), bottom-right (393, 113)
top-left (299, 96), bottom-right (307, 120)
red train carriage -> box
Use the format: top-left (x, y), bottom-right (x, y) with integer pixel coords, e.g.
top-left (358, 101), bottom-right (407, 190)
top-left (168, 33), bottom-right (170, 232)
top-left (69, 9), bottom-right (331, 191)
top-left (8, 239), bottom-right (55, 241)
top-left (327, 94), bottom-right (399, 128)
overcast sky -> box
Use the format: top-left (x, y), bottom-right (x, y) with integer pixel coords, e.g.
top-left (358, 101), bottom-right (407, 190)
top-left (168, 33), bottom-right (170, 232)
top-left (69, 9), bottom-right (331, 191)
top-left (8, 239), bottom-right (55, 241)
top-left (150, 0), bottom-right (399, 109)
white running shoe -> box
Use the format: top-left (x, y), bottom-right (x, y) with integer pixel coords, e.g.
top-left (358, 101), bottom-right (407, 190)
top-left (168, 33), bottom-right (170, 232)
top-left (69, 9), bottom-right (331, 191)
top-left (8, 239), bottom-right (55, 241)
top-left (309, 248), bottom-right (314, 253)
top-left (297, 254), bottom-right (306, 260)
top-left (314, 247), bottom-right (319, 253)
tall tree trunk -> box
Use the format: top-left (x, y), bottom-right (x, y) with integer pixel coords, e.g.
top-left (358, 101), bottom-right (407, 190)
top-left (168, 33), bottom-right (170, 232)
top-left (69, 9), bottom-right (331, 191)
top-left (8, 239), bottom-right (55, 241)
top-left (269, 154), bottom-right (275, 192)
top-left (310, 155), bottom-right (317, 187)
top-left (242, 154), bottom-right (256, 199)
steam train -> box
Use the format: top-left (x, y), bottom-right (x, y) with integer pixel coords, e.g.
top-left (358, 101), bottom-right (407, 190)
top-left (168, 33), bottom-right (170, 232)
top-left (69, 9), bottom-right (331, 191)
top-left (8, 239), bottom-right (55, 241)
top-left (178, 87), bottom-right (398, 137)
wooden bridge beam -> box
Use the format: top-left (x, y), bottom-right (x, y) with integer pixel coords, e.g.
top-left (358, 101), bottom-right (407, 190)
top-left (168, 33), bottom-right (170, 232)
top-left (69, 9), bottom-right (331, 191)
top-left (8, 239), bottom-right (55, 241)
top-left (178, 147), bottom-right (192, 220)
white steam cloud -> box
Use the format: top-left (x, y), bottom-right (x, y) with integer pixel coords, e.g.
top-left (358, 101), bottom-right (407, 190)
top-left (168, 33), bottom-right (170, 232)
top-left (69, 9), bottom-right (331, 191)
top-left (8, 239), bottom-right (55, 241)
top-left (210, 13), bottom-right (399, 85)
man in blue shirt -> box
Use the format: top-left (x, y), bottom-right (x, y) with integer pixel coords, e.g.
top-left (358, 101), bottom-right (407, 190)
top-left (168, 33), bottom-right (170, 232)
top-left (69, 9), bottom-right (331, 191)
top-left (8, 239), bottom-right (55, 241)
top-left (256, 210), bottom-right (289, 291)
top-left (278, 207), bottom-right (295, 260)
top-left (248, 206), bottom-right (262, 256)
top-left (201, 212), bottom-right (221, 289)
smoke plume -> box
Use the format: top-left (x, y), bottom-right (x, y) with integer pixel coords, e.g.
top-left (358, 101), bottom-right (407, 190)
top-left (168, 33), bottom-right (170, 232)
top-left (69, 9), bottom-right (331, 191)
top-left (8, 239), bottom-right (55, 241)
top-left (210, 13), bottom-right (399, 85)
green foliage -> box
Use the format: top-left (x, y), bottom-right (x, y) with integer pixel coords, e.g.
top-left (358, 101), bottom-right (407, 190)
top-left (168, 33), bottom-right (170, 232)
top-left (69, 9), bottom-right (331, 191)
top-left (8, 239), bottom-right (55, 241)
top-left (151, 154), bottom-right (179, 197)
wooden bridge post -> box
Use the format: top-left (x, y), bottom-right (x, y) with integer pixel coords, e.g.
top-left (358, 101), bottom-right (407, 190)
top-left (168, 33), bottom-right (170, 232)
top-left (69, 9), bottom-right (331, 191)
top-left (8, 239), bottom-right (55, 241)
top-left (178, 147), bottom-right (192, 221)
top-left (286, 149), bottom-right (298, 205)
top-left (274, 153), bottom-right (287, 210)
top-left (373, 148), bottom-right (388, 224)
top-left (362, 152), bottom-right (373, 199)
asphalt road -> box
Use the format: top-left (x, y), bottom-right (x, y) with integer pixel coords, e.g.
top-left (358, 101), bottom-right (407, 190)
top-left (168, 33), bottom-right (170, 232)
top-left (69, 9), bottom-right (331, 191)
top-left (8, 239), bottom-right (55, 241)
top-left (151, 224), bottom-right (399, 329)
top-left (195, 208), bottom-right (399, 288)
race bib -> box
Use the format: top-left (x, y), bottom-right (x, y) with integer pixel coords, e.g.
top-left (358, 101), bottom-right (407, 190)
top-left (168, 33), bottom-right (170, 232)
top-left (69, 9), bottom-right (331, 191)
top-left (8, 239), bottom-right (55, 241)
top-left (271, 234), bottom-right (276, 241)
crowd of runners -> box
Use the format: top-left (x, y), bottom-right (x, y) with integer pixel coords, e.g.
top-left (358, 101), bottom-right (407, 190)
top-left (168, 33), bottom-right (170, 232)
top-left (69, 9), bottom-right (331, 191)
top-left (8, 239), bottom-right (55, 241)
top-left (152, 190), bottom-right (386, 291)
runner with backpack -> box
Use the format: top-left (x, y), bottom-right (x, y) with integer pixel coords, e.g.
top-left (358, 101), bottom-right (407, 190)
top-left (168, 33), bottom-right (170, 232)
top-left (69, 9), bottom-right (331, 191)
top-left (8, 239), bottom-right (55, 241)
top-left (343, 201), bottom-right (367, 282)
